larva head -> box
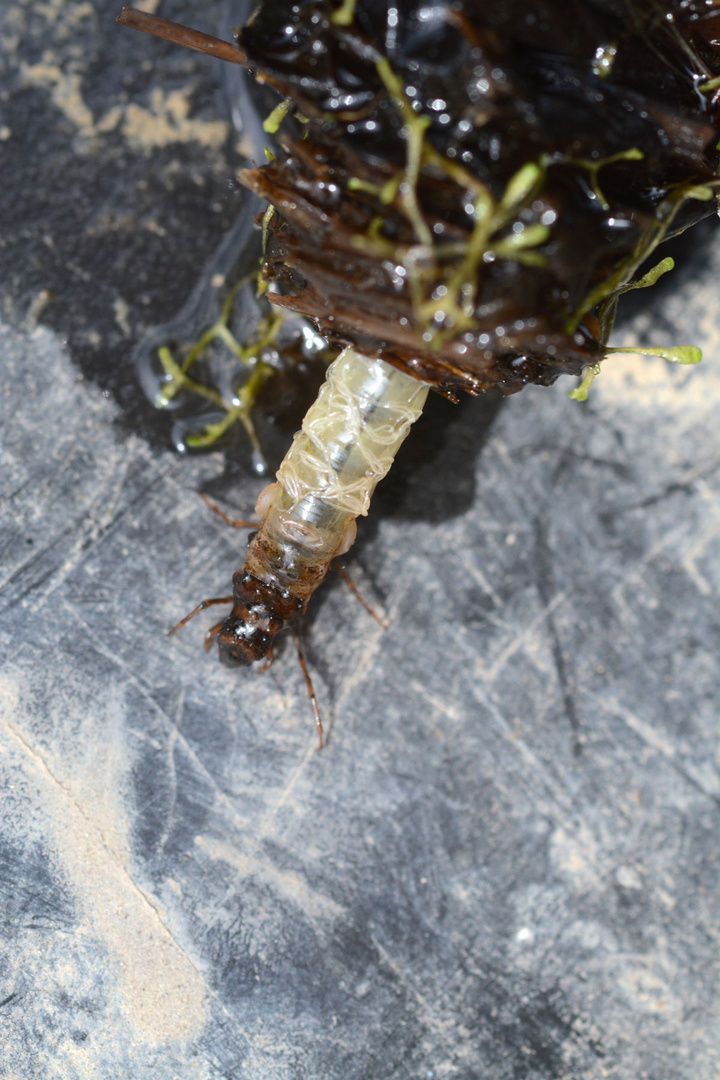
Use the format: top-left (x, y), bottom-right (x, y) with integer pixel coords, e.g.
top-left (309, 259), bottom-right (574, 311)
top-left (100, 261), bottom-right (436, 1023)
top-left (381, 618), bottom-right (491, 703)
top-left (216, 571), bottom-right (303, 667)
top-left (216, 613), bottom-right (275, 667)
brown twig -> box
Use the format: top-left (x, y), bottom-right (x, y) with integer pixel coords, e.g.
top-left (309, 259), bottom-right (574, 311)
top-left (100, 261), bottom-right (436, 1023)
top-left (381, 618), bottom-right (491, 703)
top-left (116, 7), bottom-right (248, 66)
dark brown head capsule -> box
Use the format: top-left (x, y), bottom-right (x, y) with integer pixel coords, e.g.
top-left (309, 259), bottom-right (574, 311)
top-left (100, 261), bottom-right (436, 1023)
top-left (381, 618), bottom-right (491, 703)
top-left (216, 571), bottom-right (304, 667)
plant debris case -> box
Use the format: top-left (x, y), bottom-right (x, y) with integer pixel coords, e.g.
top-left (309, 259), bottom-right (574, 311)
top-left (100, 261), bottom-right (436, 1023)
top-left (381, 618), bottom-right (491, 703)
top-left (0, 2), bottom-right (718, 1079)
top-left (240, 0), bottom-right (720, 393)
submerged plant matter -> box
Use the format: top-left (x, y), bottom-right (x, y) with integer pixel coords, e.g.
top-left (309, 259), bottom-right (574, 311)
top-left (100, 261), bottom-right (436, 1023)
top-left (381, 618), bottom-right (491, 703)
top-left (119, 1), bottom-right (720, 741)
top-left (235, 0), bottom-right (719, 393)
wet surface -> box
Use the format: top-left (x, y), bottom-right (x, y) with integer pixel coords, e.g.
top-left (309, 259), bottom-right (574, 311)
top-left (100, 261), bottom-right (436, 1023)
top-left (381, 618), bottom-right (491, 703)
top-left (1, 4), bottom-right (719, 1078)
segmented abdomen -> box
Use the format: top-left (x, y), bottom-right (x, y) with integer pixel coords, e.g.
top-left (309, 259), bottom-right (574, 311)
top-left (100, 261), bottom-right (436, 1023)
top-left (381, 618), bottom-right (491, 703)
top-left (244, 347), bottom-right (430, 599)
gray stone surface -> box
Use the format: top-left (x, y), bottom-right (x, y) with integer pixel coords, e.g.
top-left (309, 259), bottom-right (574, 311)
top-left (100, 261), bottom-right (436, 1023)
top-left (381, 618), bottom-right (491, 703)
top-left (1, 3), bottom-right (719, 1078)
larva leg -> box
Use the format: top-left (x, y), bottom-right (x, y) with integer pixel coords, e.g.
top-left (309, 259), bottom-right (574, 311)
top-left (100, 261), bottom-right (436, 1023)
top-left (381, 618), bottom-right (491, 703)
top-left (204, 619), bottom-right (227, 651)
top-left (258, 644), bottom-right (276, 673)
top-left (333, 560), bottom-right (388, 628)
top-left (291, 626), bottom-right (324, 749)
top-left (168, 596), bottom-right (233, 637)
top-left (200, 492), bottom-right (260, 530)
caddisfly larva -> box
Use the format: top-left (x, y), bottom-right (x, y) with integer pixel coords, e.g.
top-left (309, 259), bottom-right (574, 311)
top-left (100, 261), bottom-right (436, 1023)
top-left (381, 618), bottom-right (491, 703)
top-left (170, 347), bottom-right (428, 744)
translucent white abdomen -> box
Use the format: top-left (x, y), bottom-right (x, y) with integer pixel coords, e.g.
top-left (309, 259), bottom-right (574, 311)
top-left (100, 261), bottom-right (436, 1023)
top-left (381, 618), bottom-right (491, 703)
top-left (244, 347), bottom-right (430, 599)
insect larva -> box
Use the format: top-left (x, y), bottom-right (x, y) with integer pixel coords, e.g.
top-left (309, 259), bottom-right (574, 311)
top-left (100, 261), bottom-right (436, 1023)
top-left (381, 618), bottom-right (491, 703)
top-left (166, 346), bottom-right (428, 743)
top-left (209, 346), bottom-right (429, 664)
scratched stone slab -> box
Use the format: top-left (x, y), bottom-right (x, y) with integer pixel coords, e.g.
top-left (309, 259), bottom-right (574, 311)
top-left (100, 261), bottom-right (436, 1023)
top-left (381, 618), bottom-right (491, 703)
top-left (2, 277), bottom-right (719, 1078)
top-left (1, 3), bottom-right (719, 1079)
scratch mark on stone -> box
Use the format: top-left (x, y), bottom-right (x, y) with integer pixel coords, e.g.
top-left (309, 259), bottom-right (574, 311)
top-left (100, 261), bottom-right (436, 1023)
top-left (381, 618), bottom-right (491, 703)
top-left (609, 522), bottom-right (690, 626)
top-left (600, 456), bottom-right (720, 521)
top-left (603, 699), bottom-right (720, 805)
top-left (195, 834), bottom-right (344, 921)
top-left (474, 590), bottom-right (567, 687)
top-left (474, 685), bottom-right (586, 828)
top-left (533, 517), bottom-right (582, 755)
top-left (456, 546), bottom-right (506, 612)
top-left (334, 618), bottom-right (387, 715)
top-left (269, 741), bottom-right (318, 817)
top-left (156, 723), bottom-right (180, 858)
top-left (410, 681), bottom-right (462, 725)
top-left (367, 931), bottom-right (478, 1054)
top-left (195, 733), bottom-right (337, 932)
top-left (69, 605), bottom-right (343, 934)
top-left (2, 714), bottom-right (205, 980)
top-left (66, 608), bottom-right (254, 833)
top-left (681, 519), bottom-right (720, 597)
top-left (25, 453), bottom-right (133, 614)
top-left (0, 715), bottom-right (263, 1052)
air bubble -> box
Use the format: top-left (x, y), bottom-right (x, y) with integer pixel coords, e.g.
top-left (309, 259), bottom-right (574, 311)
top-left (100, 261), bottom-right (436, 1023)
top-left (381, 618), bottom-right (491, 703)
top-left (252, 447), bottom-right (268, 476)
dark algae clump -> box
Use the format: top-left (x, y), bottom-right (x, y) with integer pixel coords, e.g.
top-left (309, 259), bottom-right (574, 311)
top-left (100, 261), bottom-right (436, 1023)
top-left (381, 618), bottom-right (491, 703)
top-left (237, 0), bottom-right (720, 396)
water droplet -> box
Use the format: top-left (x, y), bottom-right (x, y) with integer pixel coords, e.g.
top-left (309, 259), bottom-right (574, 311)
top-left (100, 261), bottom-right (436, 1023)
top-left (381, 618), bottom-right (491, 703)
top-left (252, 447), bottom-right (268, 476)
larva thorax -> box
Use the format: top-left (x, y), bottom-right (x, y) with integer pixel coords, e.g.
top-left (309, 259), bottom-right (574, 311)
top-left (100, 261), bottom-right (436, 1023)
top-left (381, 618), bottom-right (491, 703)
top-left (216, 347), bottom-right (429, 665)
